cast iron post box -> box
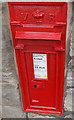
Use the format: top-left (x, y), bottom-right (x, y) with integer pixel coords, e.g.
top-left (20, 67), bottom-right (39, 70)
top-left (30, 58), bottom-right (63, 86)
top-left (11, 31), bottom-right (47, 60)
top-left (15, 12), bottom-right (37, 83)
top-left (8, 2), bottom-right (68, 115)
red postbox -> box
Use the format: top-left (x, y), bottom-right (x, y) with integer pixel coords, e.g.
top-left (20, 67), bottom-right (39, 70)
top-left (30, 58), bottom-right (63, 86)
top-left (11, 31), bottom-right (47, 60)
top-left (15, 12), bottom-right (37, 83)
top-left (8, 2), bottom-right (67, 115)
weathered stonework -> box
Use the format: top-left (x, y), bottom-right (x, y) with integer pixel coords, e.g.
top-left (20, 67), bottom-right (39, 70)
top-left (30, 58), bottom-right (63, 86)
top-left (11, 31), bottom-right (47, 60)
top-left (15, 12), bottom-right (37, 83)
top-left (2, 24), bottom-right (19, 84)
top-left (2, 83), bottom-right (20, 107)
top-left (2, 106), bottom-right (26, 118)
top-left (1, 1), bottom-right (74, 119)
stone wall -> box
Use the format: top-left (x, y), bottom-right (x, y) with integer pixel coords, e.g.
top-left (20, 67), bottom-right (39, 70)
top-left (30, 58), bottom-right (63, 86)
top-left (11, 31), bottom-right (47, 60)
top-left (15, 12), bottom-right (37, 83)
top-left (0, 2), bottom-right (74, 119)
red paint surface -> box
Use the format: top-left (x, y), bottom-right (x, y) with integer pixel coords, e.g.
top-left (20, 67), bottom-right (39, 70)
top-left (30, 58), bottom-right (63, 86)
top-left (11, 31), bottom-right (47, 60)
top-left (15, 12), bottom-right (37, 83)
top-left (8, 2), bottom-right (67, 115)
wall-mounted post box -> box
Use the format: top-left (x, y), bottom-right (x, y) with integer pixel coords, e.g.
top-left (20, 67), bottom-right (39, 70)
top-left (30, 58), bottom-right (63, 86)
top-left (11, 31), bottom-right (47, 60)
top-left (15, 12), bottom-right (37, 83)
top-left (8, 2), bottom-right (68, 115)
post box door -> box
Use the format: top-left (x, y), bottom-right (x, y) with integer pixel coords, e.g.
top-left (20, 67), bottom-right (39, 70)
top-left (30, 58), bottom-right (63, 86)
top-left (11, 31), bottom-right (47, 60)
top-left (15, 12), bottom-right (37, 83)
top-left (27, 52), bottom-right (57, 108)
top-left (14, 30), bottom-right (65, 114)
top-left (19, 50), bottom-right (65, 112)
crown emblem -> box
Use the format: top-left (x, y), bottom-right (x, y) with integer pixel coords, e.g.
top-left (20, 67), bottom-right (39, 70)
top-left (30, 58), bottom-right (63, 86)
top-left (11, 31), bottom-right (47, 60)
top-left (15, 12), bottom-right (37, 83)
top-left (32, 10), bottom-right (44, 23)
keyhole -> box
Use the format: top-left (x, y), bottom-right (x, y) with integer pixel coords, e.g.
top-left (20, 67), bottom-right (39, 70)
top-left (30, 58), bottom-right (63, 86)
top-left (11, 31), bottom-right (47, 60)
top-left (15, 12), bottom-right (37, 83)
top-left (34, 85), bottom-right (37, 88)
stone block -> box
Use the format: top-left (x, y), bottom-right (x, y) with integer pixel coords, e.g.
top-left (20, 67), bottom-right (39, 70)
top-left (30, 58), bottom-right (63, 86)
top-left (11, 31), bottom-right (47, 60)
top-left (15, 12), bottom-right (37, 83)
top-left (2, 106), bottom-right (26, 118)
top-left (67, 69), bottom-right (72, 80)
top-left (0, 3), bottom-right (2, 26)
top-left (70, 49), bottom-right (74, 57)
top-left (64, 113), bottom-right (72, 118)
top-left (66, 2), bottom-right (72, 41)
top-left (0, 83), bottom-right (2, 105)
top-left (0, 8), bottom-right (2, 83)
top-left (67, 79), bottom-right (74, 87)
top-left (65, 2), bottom-right (72, 70)
top-left (2, 25), bottom-right (19, 84)
top-left (0, 106), bottom-right (2, 118)
top-left (64, 88), bottom-right (73, 111)
top-left (66, 58), bottom-right (74, 87)
top-left (28, 112), bottom-right (55, 118)
top-left (2, 3), bottom-right (9, 25)
top-left (72, 42), bottom-right (74, 50)
top-left (2, 83), bottom-right (21, 107)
